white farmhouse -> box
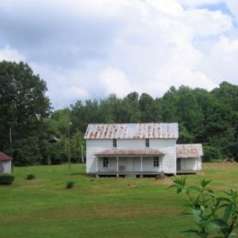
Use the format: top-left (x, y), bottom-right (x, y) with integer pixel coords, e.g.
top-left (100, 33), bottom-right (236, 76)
top-left (84, 123), bottom-right (203, 177)
top-left (0, 152), bottom-right (12, 174)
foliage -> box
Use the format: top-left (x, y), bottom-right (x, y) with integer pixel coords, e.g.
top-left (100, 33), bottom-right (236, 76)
top-left (172, 178), bottom-right (238, 238)
top-left (0, 174), bottom-right (15, 185)
top-left (65, 181), bottom-right (75, 189)
top-left (0, 61), bottom-right (50, 165)
top-left (26, 174), bottom-right (36, 180)
top-left (46, 109), bottom-right (85, 164)
top-left (203, 145), bottom-right (223, 162)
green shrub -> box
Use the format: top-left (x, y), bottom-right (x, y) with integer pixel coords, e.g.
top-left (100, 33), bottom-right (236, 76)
top-left (172, 178), bottom-right (238, 238)
top-left (0, 174), bottom-right (15, 185)
top-left (203, 145), bottom-right (223, 161)
top-left (26, 174), bottom-right (35, 180)
top-left (65, 181), bottom-right (75, 189)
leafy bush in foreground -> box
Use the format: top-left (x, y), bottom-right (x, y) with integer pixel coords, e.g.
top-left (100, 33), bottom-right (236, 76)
top-left (0, 174), bottom-right (15, 185)
top-left (172, 178), bottom-right (238, 238)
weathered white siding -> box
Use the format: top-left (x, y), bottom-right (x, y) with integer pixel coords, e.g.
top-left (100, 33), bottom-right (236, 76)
top-left (150, 139), bottom-right (177, 174)
top-left (180, 157), bottom-right (202, 171)
top-left (86, 138), bottom-right (177, 174)
top-left (0, 161), bottom-right (12, 174)
top-left (86, 139), bottom-right (112, 173)
top-left (117, 139), bottom-right (145, 149)
top-left (197, 157), bottom-right (202, 170)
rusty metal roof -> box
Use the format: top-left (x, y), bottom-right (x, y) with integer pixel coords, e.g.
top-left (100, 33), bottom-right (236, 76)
top-left (84, 123), bottom-right (178, 139)
top-left (0, 152), bottom-right (13, 161)
top-left (176, 144), bottom-right (203, 158)
top-left (95, 148), bottom-right (164, 157)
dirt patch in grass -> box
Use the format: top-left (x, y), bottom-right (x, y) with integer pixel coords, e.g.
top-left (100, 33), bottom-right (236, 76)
top-left (154, 177), bottom-right (173, 186)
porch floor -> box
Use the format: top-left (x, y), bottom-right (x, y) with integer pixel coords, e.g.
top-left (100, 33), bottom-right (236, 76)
top-left (91, 170), bottom-right (198, 177)
top-left (97, 171), bottom-right (161, 175)
top-left (92, 171), bottom-right (171, 177)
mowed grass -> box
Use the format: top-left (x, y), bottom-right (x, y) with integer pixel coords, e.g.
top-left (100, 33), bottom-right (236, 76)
top-left (1, 163), bottom-right (238, 238)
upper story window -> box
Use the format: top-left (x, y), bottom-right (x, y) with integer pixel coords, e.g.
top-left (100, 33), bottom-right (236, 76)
top-left (145, 138), bottom-right (150, 148)
top-left (103, 158), bottom-right (109, 168)
top-left (153, 157), bottom-right (159, 167)
top-left (113, 139), bottom-right (117, 148)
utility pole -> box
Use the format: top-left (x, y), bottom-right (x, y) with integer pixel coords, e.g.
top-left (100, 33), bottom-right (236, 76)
top-left (9, 127), bottom-right (12, 148)
top-left (67, 121), bottom-right (72, 170)
top-left (80, 143), bottom-right (84, 163)
top-left (9, 127), bottom-right (14, 173)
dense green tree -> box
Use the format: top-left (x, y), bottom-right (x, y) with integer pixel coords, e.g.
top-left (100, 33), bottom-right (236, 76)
top-left (139, 93), bottom-right (159, 122)
top-left (99, 94), bottom-right (123, 122)
top-left (0, 61), bottom-right (50, 165)
top-left (119, 92), bottom-right (141, 122)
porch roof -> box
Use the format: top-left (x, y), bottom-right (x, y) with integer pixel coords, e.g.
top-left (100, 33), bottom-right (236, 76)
top-left (95, 148), bottom-right (164, 157)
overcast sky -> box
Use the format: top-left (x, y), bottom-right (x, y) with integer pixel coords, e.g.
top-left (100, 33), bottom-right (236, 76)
top-left (0, 0), bottom-right (238, 109)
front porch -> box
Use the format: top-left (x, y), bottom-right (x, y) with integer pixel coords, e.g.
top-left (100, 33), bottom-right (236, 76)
top-left (94, 148), bottom-right (164, 177)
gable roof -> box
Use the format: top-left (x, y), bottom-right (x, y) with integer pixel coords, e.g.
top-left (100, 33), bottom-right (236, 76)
top-left (84, 123), bottom-right (178, 139)
top-left (176, 144), bottom-right (203, 158)
top-left (0, 152), bottom-right (13, 161)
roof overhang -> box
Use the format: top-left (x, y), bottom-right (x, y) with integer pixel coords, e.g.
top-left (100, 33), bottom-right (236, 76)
top-left (0, 152), bottom-right (13, 161)
top-left (95, 148), bottom-right (164, 157)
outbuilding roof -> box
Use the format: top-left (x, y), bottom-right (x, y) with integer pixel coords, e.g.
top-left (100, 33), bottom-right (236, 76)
top-left (95, 148), bottom-right (164, 157)
top-left (84, 123), bottom-right (178, 140)
top-left (0, 152), bottom-right (13, 161)
top-left (176, 144), bottom-right (203, 158)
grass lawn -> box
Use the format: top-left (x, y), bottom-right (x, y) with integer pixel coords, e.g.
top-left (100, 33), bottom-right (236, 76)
top-left (1, 163), bottom-right (238, 238)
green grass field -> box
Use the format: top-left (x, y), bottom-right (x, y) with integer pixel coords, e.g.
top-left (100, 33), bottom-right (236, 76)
top-left (1, 163), bottom-right (238, 238)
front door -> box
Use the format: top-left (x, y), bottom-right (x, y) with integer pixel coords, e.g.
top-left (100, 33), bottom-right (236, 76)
top-left (119, 157), bottom-right (127, 172)
top-left (177, 158), bottom-right (182, 171)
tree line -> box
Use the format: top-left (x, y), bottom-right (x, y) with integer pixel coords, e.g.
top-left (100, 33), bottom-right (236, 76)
top-left (0, 61), bottom-right (238, 165)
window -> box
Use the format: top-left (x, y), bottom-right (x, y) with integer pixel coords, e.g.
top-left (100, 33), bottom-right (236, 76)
top-left (113, 139), bottom-right (117, 148)
top-left (103, 158), bottom-right (109, 168)
top-left (145, 138), bottom-right (150, 148)
top-left (153, 157), bottom-right (159, 167)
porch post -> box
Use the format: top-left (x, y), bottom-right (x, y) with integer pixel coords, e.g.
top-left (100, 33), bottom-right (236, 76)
top-left (116, 157), bottom-right (119, 178)
top-left (96, 157), bottom-right (99, 178)
top-left (140, 156), bottom-right (143, 178)
top-left (158, 156), bottom-right (160, 173)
